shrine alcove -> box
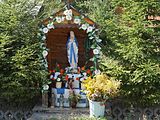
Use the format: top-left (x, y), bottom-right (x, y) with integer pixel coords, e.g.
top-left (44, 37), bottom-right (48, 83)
top-left (46, 27), bottom-right (88, 70)
top-left (39, 3), bottom-right (101, 108)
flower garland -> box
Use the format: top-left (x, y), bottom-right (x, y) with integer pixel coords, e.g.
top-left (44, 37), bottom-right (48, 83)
top-left (38, 8), bottom-right (102, 70)
top-left (49, 63), bottom-right (93, 83)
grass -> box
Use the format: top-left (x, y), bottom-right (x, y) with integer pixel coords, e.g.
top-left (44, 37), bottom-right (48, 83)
top-left (49, 116), bottom-right (107, 120)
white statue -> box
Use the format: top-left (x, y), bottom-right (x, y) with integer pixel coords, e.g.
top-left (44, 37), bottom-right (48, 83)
top-left (66, 31), bottom-right (78, 69)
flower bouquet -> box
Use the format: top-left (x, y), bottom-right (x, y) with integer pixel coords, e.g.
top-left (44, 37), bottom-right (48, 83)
top-left (82, 73), bottom-right (121, 117)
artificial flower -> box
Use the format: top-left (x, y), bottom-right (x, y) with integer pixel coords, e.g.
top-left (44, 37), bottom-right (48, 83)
top-left (44, 63), bottom-right (48, 68)
top-left (65, 75), bottom-right (69, 81)
top-left (81, 24), bottom-right (87, 30)
top-left (95, 69), bottom-right (101, 75)
top-left (42, 27), bottom-right (49, 33)
top-left (96, 39), bottom-right (102, 43)
top-left (61, 16), bottom-right (65, 21)
top-left (83, 72), bottom-right (87, 76)
top-left (74, 18), bottom-right (81, 24)
top-left (57, 64), bottom-right (60, 68)
top-left (68, 9), bottom-right (72, 16)
top-left (93, 49), bottom-right (99, 55)
top-left (60, 69), bottom-right (64, 74)
top-left (66, 15), bottom-right (72, 20)
top-left (81, 66), bottom-right (85, 71)
top-left (43, 84), bottom-right (49, 90)
top-left (64, 9), bottom-right (72, 16)
top-left (56, 17), bottom-right (62, 23)
top-left (39, 28), bottom-right (43, 31)
top-left (41, 36), bottom-right (46, 41)
top-left (96, 46), bottom-right (102, 50)
top-left (80, 78), bottom-right (84, 81)
top-left (42, 50), bottom-right (48, 58)
top-left (57, 78), bottom-right (61, 82)
top-left (86, 69), bottom-right (91, 75)
top-left (87, 26), bottom-right (94, 33)
top-left (50, 75), bottom-right (54, 79)
top-left (47, 23), bottom-right (54, 29)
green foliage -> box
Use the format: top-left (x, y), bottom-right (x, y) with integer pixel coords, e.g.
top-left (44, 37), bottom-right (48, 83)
top-left (76, 0), bottom-right (160, 106)
top-left (0, 0), bottom-right (62, 105)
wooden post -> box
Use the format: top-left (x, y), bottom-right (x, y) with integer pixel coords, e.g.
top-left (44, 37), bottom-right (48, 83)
top-left (42, 90), bottom-right (48, 107)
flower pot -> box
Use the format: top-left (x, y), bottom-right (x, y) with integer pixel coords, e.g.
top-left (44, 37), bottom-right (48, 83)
top-left (89, 100), bottom-right (105, 117)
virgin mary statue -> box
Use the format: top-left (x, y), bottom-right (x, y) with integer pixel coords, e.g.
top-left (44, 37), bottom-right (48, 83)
top-left (66, 31), bottom-right (78, 69)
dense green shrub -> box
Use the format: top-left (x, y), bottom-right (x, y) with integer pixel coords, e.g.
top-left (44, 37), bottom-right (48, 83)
top-left (0, 0), bottom-right (62, 105)
top-left (76, 0), bottom-right (160, 106)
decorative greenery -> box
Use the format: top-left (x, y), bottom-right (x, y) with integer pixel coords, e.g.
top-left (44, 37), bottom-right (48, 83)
top-left (82, 74), bottom-right (121, 102)
top-left (68, 90), bottom-right (81, 103)
top-left (77, 0), bottom-right (160, 106)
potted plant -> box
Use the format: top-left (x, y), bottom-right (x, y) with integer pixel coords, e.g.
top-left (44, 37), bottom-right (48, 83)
top-left (68, 90), bottom-right (81, 108)
top-left (82, 73), bottom-right (121, 117)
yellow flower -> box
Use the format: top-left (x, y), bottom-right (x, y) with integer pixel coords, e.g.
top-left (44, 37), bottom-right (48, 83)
top-left (82, 73), bottom-right (121, 101)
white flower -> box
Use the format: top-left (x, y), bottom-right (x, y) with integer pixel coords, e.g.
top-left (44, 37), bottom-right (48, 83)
top-left (57, 78), bottom-right (61, 82)
top-left (87, 26), bottom-right (94, 33)
top-left (96, 46), bottom-right (101, 50)
top-left (43, 84), bottom-right (49, 90)
top-left (42, 27), bottom-right (49, 33)
top-left (95, 69), bottom-right (101, 75)
top-left (74, 18), bottom-right (81, 24)
top-left (50, 75), bottom-right (54, 79)
top-left (61, 16), bottom-right (65, 21)
top-left (54, 72), bottom-right (60, 79)
top-left (66, 15), bottom-right (72, 20)
top-left (96, 39), bottom-right (102, 43)
top-left (42, 50), bottom-right (48, 58)
top-left (93, 49), bottom-right (99, 55)
top-left (64, 9), bottom-right (72, 16)
top-left (64, 10), bottom-right (68, 15)
top-left (83, 73), bottom-right (87, 76)
top-left (56, 17), bottom-right (62, 23)
top-left (39, 28), bottom-right (43, 31)
top-left (68, 9), bottom-right (72, 16)
top-left (80, 78), bottom-right (84, 81)
top-left (44, 63), bottom-right (48, 68)
top-left (47, 23), bottom-right (54, 29)
top-left (49, 16), bottom-right (53, 19)
top-left (42, 36), bottom-right (46, 41)
top-left (81, 24), bottom-right (87, 30)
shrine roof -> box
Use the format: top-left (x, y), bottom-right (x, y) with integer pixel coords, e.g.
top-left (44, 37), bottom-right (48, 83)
top-left (43, 5), bottom-right (98, 27)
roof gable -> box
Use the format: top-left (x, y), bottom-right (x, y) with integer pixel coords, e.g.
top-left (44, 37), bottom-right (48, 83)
top-left (43, 5), bottom-right (97, 27)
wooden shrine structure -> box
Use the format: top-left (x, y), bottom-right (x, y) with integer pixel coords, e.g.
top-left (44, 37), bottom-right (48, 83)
top-left (41, 1), bottom-right (98, 108)
top-left (43, 5), bottom-right (97, 70)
